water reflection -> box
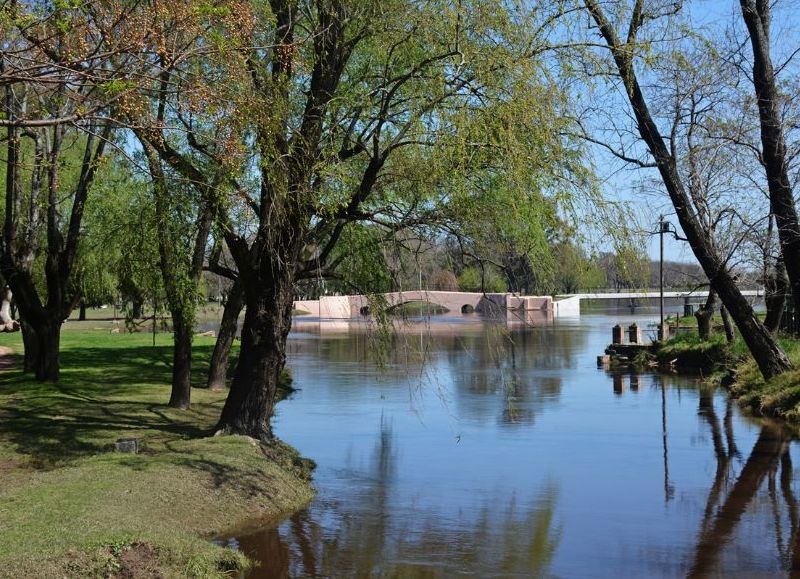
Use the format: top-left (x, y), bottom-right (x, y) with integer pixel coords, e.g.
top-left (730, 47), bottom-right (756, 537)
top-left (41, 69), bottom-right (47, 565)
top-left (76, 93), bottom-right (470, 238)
top-left (232, 415), bottom-right (561, 578)
top-left (223, 316), bottom-right (800, 577)
top-left (689, 411), bottom-right (796, 576)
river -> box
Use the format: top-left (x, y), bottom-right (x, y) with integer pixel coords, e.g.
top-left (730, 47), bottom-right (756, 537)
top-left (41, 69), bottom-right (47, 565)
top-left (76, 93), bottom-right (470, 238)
top-left (219, 311), bottom-right (800, 577)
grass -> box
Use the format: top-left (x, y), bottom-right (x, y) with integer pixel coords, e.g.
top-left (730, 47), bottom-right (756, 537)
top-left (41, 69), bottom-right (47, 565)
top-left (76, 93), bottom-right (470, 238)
top-left (654, 332), bottom-right (734, 371)
top-left (725, 337), bottom-right (800, 422)
top-left (0, 329), bottom-right (314, 578)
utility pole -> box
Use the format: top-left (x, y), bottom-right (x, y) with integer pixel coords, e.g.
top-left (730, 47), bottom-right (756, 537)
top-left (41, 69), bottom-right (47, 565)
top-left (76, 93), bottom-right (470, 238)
top-left (660, 214), bottom-right (665, 336)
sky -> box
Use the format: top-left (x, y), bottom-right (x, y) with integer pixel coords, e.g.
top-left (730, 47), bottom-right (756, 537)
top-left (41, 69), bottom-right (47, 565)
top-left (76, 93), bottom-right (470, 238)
top-left (579, 0), bottom-right (800, 265)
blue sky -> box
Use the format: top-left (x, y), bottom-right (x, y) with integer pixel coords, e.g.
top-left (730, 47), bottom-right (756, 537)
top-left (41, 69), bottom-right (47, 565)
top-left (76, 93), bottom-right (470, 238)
top-left (578, 0), bottom-right (800, 264)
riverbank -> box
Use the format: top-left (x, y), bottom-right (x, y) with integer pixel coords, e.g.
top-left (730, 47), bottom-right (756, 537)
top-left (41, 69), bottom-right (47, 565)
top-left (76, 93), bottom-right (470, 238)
top-left (604, 332), bottom-right (739, 373)
top-left (0, 331), bottom-right (314, 578)
top-left (724, 339), bottom-right (800, 421)
top-left (650, 330), bottom-right (800, 422)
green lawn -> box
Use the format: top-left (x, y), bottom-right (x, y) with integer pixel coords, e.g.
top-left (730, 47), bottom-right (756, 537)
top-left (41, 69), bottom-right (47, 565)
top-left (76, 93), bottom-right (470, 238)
top-left (0, 330), bottom-right (313, 578)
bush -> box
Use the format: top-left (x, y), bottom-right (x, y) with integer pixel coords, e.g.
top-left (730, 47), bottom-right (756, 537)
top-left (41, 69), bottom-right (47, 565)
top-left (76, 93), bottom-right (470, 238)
top-left (457, 267), bottom-right (507, 293)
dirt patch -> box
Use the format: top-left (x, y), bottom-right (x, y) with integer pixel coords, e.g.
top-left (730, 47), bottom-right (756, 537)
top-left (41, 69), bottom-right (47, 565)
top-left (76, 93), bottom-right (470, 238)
top-left (115, 543), bottom-right (163, 579)
top-left (64, 542), bottom-right (163, 579)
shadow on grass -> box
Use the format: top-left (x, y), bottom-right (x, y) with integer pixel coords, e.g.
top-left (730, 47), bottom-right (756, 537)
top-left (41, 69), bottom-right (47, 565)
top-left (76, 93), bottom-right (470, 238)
top-left (0, 341), bottom-right (241, 469)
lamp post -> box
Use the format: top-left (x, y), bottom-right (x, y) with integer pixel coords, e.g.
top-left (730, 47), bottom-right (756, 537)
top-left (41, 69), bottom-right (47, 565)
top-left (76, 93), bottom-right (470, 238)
top-left (658, 216), bottom-right (678, 340)
top-left (660, 214), bottom-right (665, 336)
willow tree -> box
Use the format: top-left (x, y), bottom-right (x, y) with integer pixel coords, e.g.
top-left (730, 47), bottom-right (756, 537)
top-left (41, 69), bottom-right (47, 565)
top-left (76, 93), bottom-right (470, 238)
top-left (0, 1), bottom-right (170, 380)
top-left (142, 0), bottom-right (582, 439)
top-left (124, 2), bottom-right (252, 408)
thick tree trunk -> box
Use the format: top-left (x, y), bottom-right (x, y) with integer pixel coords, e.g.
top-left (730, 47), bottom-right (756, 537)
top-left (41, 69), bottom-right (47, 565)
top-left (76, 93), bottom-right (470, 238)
top-left (17, 309), bottom-right (62, 381)
top-left (207, 279), bottom-right (244, 391)
top-left (20, 320), bottom-right (38, 373)
top-left (215, 278), bottom-right (294, 441)
top-left (78, 300), bottom-right (87, 321)
top-left (695, 291), bottom-right (717, 341)
top-left (33, 320), bottom-right (60, 382)
top-left (169, 313), bottom-right (193, 409)
top-left (740, 0), bottom-right (800, 312)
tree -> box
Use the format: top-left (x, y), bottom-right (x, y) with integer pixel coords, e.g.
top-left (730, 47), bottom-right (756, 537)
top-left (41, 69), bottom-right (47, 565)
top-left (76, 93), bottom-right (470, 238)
top-left (140, 142), bottom-right (219, 408)
top-left (457, 266), bottom-right (508, 293)
top-left (431, 270), bottom-right (458, 291)
top-left (739, 0), bottom-right (800, 315)
top-left (123, 2), bottom-right (251, 408)
top-left (0, 1), bottom-right (172, 380)
top-left (143, 0), bottom-right (584, 439)
top-left (581, 0), bottom-right (791, 378)
top-left (1, 116), bottom-right (110, 379)
top-left (551, 243), bottom-right (604, 294)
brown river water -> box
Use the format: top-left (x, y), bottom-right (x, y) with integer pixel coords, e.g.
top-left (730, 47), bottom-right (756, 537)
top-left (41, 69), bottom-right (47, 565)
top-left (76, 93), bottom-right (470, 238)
top-left (218, 310), bottom-right (798, 578)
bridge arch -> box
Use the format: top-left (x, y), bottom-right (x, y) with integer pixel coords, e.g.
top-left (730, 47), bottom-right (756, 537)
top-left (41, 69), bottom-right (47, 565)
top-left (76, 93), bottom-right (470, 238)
top-left (385, 299), bottom-right (451, 316)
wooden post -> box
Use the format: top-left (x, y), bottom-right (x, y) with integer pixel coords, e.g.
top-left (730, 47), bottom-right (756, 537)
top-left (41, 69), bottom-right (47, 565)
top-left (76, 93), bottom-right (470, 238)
top-left (628, 323), bottom-right (641, 344)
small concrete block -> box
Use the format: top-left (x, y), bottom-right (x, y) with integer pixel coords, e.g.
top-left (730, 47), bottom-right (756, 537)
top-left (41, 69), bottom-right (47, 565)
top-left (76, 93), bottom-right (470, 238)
top-left (115, 438), bottom-right (139, 454)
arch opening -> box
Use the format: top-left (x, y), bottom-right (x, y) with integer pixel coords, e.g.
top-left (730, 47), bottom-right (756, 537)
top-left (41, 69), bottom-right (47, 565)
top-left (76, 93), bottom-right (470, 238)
top-left (386, 300), bottom-right (450, 317)
top-left (461, 304), bottom-right (475, 314)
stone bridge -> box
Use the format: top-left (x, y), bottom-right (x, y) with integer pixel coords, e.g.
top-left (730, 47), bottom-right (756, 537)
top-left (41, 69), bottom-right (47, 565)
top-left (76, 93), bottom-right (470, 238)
top-left (294, 291), bottom-right (565, 321)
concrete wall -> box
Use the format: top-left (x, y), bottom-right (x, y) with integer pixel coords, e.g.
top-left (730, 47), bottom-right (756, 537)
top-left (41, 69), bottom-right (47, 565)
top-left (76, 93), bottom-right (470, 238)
top-left (553, 296), bottom-right (580, 317)
top-left (319, 296), bottom-right (353, 319)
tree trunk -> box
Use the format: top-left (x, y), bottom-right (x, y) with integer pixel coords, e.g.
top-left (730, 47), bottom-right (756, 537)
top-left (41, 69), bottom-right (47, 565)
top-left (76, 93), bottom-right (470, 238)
top-left (141, 139), bottom-right (217, 409)
top-left (207, 278), bottom-right (244, 391)
top-left (740, 0), bottom-right (800, 314)
top-left (169, 313), bottom-right (193, 409)
top-left (131, 299), bottom-right (143, 320)
top-left (215, 278), bottom-right (294, 441)
top-left (20, 320), bottom-right (38, 373)
top-left (33, 320), bottom-right (60, 382)
top-left (721, 306), bottom-right (735, 344)
top-left (18, 311), bottom-right (63, 381)
top-left (695, 290), bottom-right (717, 341)
top-left (764, 258), bottom-right (787, 333)
top-left (78, 300), bottom-right (87, 321)
top-left (584, 0), bottom-right (792, 379)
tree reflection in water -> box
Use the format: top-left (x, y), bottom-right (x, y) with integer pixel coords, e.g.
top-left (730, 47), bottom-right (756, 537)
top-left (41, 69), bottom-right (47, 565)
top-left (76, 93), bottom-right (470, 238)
top-left (230, 415), bottom-right (561, 578)
top-left (688, 390), bottom-right (798, 577)
top-left (289, 321), bottom-right (585, 429)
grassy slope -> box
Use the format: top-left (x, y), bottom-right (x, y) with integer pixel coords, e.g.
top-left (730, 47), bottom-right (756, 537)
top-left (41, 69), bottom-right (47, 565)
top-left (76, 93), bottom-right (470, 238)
top-left (654, 333), bottom-right (734, 370)
top-left (726, 338), bottom-right (800, 422)
top-left (0, 330), bottom-right (313, 578)
top-left (658, 329), bottom-right (800, 422)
